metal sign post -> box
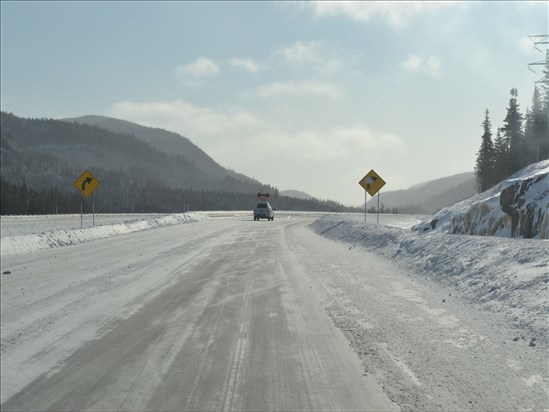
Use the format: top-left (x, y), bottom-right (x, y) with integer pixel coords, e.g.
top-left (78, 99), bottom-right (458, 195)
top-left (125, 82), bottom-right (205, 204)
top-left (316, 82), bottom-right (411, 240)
top-left (359, 169), bottom-right (386, 225)
top-left (364, 190), bottom-right (367, 222)
top-left (92, 192), bottom-right (95, 226)
top-left (377, 190), bottom-right (381, 224)
top-left (74, 170), bottom-right (101, 228)
top-left (80, 193), bottom-right (83, 228)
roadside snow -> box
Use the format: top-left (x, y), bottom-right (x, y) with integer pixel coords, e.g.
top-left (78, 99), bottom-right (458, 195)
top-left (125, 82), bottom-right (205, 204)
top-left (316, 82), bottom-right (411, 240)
top-left (0, 211), bottom-right (421, 259)
top-left (0, 213), bottom-right (170, 237)
top-left (311, 216), bottom-right (549, 343)
top-left (0, 213), bottom-right (209, 257)
top-left (2, 208), bottom-right (545, 341)
top-left (1, 212), bottom-right (546, 410)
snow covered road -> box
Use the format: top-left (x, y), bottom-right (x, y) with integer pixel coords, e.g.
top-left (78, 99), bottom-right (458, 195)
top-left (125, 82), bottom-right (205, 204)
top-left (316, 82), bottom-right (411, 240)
top-left (1, 215), bottom-right (547, 411)
top-left (1, 217), bottom-right (394, 411)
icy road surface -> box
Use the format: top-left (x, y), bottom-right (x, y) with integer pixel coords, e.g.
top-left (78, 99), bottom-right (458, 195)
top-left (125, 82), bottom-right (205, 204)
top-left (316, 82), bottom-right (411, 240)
top-left (1, 215), bottom-right (547, 411)
top-left (1, 217), bottom-right (394, 411)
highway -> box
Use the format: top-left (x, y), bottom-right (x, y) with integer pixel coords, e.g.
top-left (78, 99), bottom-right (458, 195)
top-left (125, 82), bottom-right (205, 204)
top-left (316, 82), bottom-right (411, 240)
top-left (3, 215), bottom-right (546, 411)
top-left (1, 218), bottom-right (395, 411)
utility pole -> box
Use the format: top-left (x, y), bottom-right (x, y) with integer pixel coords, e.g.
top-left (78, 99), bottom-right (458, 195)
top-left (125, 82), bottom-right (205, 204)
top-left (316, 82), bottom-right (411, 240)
top-left (527, 35), bottom-right (548, 162)
top-left (528, 35), bottom-right (548, 84)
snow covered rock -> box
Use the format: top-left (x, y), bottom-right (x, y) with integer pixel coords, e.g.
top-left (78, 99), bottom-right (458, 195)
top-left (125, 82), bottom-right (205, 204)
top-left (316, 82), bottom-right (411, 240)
top-left (413, 161), bottom-right (549, 239)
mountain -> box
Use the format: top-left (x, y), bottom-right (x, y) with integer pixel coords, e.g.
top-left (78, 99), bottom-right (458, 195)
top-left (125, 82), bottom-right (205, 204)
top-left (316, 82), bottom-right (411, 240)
top-left (0, 112), bottom-right (353, 214)
top-left (63, 115), bottom-right (257, 184)
top-left (367, 172), bottom-right (476, 214)
top-left (1, 112), bottom-right (268, 194)
top-left (280, 190), bottom-right (312, 200)
top-left (413, 160), bottom-right (549, 239)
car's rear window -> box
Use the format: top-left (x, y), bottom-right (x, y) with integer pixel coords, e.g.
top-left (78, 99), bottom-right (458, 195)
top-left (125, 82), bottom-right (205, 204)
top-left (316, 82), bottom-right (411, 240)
top-left (256, 204), bottom-right (267, 208)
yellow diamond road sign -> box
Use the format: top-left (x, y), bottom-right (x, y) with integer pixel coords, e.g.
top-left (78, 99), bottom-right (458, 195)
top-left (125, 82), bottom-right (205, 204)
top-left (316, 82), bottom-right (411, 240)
top-left (74, 170), bottom-right (100, 197)
top-left (359, 169), bottom-right (386, 196)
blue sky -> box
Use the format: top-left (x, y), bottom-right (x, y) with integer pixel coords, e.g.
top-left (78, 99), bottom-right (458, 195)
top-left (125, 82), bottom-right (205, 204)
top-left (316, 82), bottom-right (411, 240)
top-left (1, 1), bottom-right (547, 206)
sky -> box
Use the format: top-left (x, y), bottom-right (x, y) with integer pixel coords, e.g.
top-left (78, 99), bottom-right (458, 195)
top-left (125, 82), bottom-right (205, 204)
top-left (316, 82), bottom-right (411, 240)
top-left (1, 1), bottom-right (547, 207)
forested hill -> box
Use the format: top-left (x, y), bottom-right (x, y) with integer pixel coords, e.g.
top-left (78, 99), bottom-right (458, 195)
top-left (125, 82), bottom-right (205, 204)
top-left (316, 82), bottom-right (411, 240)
top-left (63, 115), bottom-right (254, 183)
top-left (0, 112), bottom-right (354, 214)
top-left (366, 172), bottom-right (476, 214)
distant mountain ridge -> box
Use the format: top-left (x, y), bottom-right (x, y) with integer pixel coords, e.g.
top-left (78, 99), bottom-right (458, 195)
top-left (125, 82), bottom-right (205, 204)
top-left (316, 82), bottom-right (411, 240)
top-left (367, 172), bottom-right (476, 214)
top-left (0, 112), bottom-right (353, 214)
top-left (1, 111), bottom-right (274, 195)
top-left (63, 115), bottom-right (258, 184)
top-left (280, 190), bottom-right (312, 200)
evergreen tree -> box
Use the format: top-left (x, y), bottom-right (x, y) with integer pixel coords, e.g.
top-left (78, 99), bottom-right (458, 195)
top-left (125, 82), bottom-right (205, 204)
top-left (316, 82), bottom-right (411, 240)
top-left (493, 127), bottom-right (508, 183)
top-left (540, 50), bottom-right (549, 113)
top-left (501, 88), bottom-right (525, 174)
top-left (474, 109), bottom-right (496, 192)
top-left (524, 86), bottom-right (548, 163)
top-left (538, 50), bottom-right (549, 161)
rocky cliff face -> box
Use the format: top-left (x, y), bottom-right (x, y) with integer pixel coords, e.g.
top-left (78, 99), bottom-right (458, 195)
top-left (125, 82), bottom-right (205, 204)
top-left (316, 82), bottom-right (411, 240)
top-left (413, 161), bottom-right (549, 239)
top-left (499, 173), bottom-right (548, 239)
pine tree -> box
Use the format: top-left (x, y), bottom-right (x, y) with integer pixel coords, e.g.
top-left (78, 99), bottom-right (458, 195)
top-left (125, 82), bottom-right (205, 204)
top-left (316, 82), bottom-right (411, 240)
top-left (524, 86), bottom-right (547, 163)
top-left (501, 88), bottom-right (525, 174)
top-left (493, 127), bottom-right (508, 183)
top-left (538, 50), bottom-right (549, 161)
top-left (474, 109), bottom-right (496, 192)
top-left (540, 50), bottom-right (549, 113)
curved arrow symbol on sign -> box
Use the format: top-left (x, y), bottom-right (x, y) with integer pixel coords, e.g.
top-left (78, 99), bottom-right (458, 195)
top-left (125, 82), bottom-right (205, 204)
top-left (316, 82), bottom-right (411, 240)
top-left (81, 177), bottom-right (93, 191)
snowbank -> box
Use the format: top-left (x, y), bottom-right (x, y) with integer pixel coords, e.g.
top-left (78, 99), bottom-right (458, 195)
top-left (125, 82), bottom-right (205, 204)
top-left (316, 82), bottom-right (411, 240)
top-left (412, 161), bottom-right (549, 239)
top-left (0, 212), bottom-right (209, 257)
top-left (310, 216), bottom-right (549, 342)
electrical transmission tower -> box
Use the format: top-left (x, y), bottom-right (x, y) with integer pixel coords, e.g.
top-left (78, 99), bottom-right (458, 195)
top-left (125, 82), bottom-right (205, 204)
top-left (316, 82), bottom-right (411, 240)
top-left (528, 34), bottom-right (548, 84)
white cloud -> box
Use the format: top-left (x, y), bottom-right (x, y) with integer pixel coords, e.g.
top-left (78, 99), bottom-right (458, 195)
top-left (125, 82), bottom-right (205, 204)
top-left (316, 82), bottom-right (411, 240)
top-left (300, 1), bottom-right (462, 27)
top-left (229, 57), bottom-right (261, 73)
top-left (176, 57), bottom-right (220, 80)
top-left (211, 125), bottom-right (404, 166)
top-left (426, 56), bottom-right (441, 74)
top-left (243, 79), bottom-right (344, 99)
top-left (329, 126), bottom-right (405, 154)
top-left (401, 54), bottom-right (423, 72)
top-left (104, 99), bottom-right (405, 205)
top-left (105, 100), bottom-right (403, 158)
top-left (105, 100), bottom-right (261, 141)
top-left (277, 40), bottom-right (344, 73)
top-left (401, 54), bottom-right (442, 77)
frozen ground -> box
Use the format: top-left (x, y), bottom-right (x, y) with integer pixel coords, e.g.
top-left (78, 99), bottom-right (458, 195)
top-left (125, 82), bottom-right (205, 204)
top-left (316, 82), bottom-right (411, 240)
top-left (2, 211), bottom-right (546, 338)
top-left (1, 211), bottom-right (547, 410)
top-left (0, 211), bottom-right (424, 257)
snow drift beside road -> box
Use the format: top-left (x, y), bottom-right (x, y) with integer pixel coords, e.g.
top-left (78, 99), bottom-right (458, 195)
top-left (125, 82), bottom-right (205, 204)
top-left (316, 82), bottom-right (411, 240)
top-left (311, 216), bottom-right (549, 344)
top-left (0, 213), bottom-right (209, 257)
